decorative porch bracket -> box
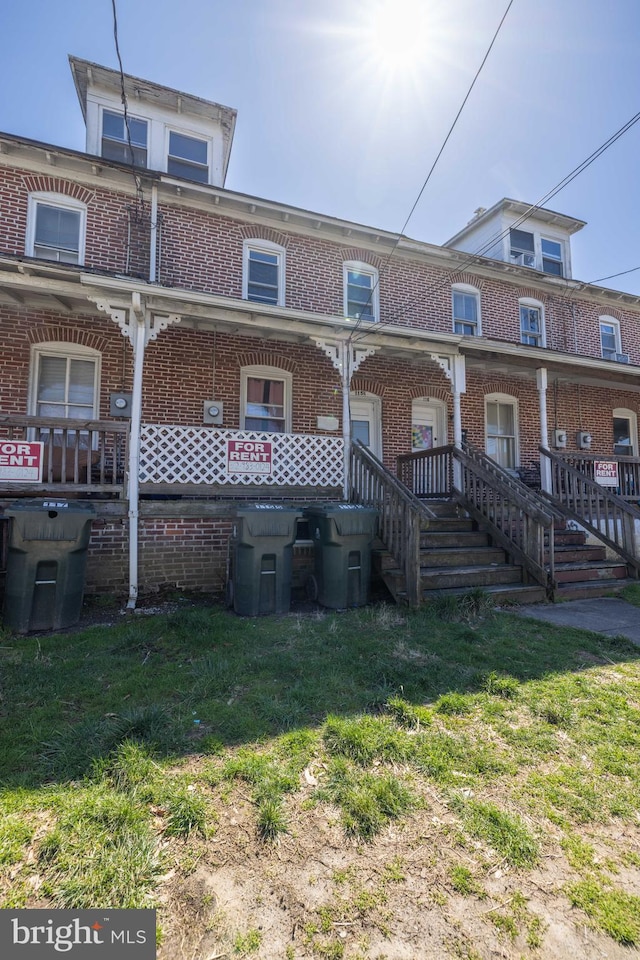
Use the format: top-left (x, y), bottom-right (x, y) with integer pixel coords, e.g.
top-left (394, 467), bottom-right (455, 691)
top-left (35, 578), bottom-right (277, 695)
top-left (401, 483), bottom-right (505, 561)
top-left (314, 337), bottom-right (377, 500)
top-left (90, 295), bottom-right (181, 346)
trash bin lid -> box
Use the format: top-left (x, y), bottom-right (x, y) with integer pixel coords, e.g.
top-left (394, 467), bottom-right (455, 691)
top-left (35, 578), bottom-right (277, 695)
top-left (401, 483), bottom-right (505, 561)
top-left (305, 503), bottom-right (378, 536)
top-left (237, 504), bottom-right (302, 538)
top-left (4, 500), bottom-right (96, 541)
top-left (4, 499), bottom-right (96, 515)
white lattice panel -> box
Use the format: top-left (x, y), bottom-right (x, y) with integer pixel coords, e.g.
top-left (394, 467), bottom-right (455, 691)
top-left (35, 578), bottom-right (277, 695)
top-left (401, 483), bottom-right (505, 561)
top-left (139, 426), bottom-right (344, 486)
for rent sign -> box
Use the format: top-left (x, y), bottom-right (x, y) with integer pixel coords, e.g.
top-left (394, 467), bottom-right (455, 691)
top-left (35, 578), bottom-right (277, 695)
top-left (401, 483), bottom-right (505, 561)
top-left (226, 439), bottom-right (273, 475)
top-left (594, 460), bottom-right (619, 487)
top-left (0, 441), bottom-right (43, 482)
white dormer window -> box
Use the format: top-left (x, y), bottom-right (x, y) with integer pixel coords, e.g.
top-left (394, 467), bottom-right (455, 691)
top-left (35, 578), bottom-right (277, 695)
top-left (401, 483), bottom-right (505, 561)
top-left (26, 194), bottom-right (87, 265)
top-left (344, 262), bottom-right (379, 322)
top-left (101, 110), bottom-right (147, 166)
top-left (167, 131), bottom-right (209, 183)
top-left (510, 228), bottom-right (564, 276)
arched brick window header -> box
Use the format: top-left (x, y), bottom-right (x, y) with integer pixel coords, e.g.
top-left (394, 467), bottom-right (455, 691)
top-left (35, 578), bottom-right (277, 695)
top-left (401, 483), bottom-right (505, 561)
top-left (23, 175), bottom-right (94, 207)
top-left (236, 351), bottom-right (297, 373)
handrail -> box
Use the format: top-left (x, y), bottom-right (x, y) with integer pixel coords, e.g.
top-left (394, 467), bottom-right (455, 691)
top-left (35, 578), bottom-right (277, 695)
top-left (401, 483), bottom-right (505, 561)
top-left (351, 441), bottom-right (436, 608)
top-left (455, 445), bottom-right (555, 592)
top-left (398, 443), bottom-right (555, 593)
top-left (541, 446), bottom-right (640, 575)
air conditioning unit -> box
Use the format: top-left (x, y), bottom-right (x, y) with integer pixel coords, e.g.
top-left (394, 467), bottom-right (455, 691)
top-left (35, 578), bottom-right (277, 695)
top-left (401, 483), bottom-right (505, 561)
top-left (511, 252), bottom-right (535, 268)
top-left (615, 353), bottom-right (630, 363)
top-left (577, 431), bottom-right (593, 450)
top-left (553, 429), bottom-right (567, 449)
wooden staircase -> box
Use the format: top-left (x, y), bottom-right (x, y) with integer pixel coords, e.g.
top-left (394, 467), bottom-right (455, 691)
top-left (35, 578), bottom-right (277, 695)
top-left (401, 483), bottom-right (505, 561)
top-left (373, 502), bottom-right (636, 606)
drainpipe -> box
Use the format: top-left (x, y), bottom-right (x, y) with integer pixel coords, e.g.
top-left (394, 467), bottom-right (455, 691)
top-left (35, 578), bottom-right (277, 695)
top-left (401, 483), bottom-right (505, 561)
top-left (149, 185), bottom-right (158, 283)
top-left (537, 367), bottom-right (552, 493)
top-left (127, 292), bottom-right (146, 610)
top-left (341, 340), bottom-right (351, 501)
top-left (452, 355), bottom-right (466, 490)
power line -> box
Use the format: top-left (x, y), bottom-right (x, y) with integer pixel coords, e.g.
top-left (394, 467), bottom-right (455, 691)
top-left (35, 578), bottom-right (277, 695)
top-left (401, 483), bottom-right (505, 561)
top-left (349, 0), bottom-right (514, 337)
top-left (110, 0), bottom-right (144, 213)
top-left (351, 104), bottom-right (640, 345)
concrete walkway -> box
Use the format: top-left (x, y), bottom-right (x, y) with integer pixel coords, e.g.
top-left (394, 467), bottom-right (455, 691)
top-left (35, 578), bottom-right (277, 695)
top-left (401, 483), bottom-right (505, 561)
top-left (514, 598), bottom-right (640, 646)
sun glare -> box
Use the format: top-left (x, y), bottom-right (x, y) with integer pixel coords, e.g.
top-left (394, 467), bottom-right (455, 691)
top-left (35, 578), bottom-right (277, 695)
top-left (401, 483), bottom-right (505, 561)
top-left (365, 0), bottom-right (433, 74)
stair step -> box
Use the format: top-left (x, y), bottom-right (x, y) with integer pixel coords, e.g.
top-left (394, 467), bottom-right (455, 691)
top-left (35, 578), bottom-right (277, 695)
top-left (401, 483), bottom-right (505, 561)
top-left (554, 561), bottom-right (629, 584)
top-left (420, 547), bottom-right (506, 567)
top-left (420, 564), bottom-right (523, 590)
top-left (422, 531), bottom-right (490, 548)
top-left (424, 518), bottom-right (476, 533)
top-left (421, 500), bottom-right (460, 518)
top-left (554, 578), bottom-right (638, 600)
top-left (552, 530), bottom-right (589, 546)
top-left (547, 545), bottom-right (607, 563)
top-left (421, 583), bottom-right (548, 605)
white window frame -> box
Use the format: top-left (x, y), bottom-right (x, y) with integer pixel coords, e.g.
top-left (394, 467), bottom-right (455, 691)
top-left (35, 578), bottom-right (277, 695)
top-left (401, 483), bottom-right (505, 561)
top-left (452, 283), bottom-right (481, 336)
top-left (613, 408), bottom-right (638, 457)
top-left (26, 193), bottom-right (87, 266)
top-left (100, 106), bottom-right (148, 167)
top-left (165, 126), bottom-right (210, 183)
top-left (242, 239), bottom-right (286, 307)
top-left (343, 261), bottom-right (379, 323)
top-left (540, 236), bottom-right (564, 277)
top-left (519, 297), bottom-right (545, 348)
top-left (485, 393), bottom-right (519, 470)
top-left (509, 228), bottom-right (565, 276)
top-left (240, 364), bottom-right (292, 433)
top-left (600, 316), bottom-right (622, 360)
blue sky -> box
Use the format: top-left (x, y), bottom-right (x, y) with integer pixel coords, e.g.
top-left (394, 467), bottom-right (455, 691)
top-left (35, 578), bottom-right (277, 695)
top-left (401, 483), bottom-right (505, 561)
top-left (2, 0), bottom-right (640, 293)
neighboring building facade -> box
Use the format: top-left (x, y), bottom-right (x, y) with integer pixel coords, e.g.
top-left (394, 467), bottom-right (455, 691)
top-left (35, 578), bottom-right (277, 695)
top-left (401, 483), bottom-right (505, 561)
top-left (1, 57), bottom-right (639, 603)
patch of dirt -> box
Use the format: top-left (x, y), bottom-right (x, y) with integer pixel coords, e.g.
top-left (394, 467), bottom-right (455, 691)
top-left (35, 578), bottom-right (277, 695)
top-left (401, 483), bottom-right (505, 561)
top-left (156, 783), bottom-right (638, 960)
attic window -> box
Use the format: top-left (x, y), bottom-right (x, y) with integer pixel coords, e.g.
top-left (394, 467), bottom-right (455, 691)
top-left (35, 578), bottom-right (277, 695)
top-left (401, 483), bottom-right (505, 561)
top-left (167, 131), bottom-right (209, 183)
top-left (101, 110), bottom-right (147, 166)
top-left (509, 229), bottom-right (535, 268)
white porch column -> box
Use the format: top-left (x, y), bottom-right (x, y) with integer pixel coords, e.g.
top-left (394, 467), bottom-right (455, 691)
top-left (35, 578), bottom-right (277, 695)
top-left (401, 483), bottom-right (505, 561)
top-left (452, 356), bottom-right (467, 490)
top-left (537, 367), bottom-right (552, 494)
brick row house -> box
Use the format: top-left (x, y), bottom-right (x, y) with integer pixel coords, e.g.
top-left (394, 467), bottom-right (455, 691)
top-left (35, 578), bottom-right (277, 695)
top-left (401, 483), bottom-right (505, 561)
top-left (1, 56), bottom-right (640, 609)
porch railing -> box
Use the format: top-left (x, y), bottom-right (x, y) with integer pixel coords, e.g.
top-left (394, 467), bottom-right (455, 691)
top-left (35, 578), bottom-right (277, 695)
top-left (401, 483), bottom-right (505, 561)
top-left (0, 415), bottom-right (129, 497)
top-left (557, 452), bottom-right (640, 502)
top-left (542, 446), bottom-right (640, 576)
top-left (397, 444), bottom-right (556, 593)
top-left (139, 425), bottom-right (344, 488)
top-left (351, 441), bottom-right (436, 608)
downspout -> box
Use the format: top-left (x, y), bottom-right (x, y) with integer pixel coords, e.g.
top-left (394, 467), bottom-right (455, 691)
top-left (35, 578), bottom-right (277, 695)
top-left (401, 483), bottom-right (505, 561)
top-left (452, 355), bottom-right (466, 490)
top-left (127, 292), bottom-right (146, 610)
top-left (149, 185), bottom-right (158, 284)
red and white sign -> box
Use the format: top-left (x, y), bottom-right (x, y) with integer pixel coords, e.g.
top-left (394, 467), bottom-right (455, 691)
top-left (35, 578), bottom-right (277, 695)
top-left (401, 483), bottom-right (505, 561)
top-left (0, 441), bottom-right (44, 482)
top-left (226, 439), bottom-right (273, 475)
top-left (594, 460), bottom-right (619, 487)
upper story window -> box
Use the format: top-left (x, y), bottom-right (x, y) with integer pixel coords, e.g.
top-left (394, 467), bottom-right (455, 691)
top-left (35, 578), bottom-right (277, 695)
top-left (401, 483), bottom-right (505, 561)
top-left (519, 299), bottom-right (545, 348)
top-left (167, 131), bottom-right (209, 183)
top-left (101, 110), bottom-right (147, 166)
top-left (243, 240), bottom-right (285, 306)
top-left (510, 228), bottom-right (564, 277)
top-left (240, 365), bottom-right (292, 433)
top-left (26, 194), bottom-right (86, 265)
top-left (600, 316), bottom-right (622, 360)
top-left (452, 284), bottom-right (481, 336)
top-left (344, 262), bottom-right (379, 322)
top-left (30, 343), bottom-right (100, 422)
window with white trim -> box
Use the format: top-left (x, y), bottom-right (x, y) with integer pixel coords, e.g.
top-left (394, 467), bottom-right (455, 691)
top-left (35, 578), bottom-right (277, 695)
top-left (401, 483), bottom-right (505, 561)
top-left (26, 194), bottom-right (87, 265)
top-left (343, 262), bottom-right (379, 322)
top-left (519, 298), bottom-right (545, 347)
top-left (243, 240), bottom-right (285, 306)
top-left (600, 317), bottom-right (621, 360)
top-left (452, 284), bottom-right (481, 336)
top-left (240, 366), bottom-right (292, 433)
top-left (541, 238), bottom-right (563, 276)
top-left (167, 130), bottom-right (209, 183)
top-left (613, 408), bottom-right (637, 457)
top-left (485, 394), bottom-right (518, 470)
top-left (509, 228), bottom-right (565, 276)
top-left (30, 344), bottom-right (100, 422)
top-left (101, 109), bottom-right (147, 166)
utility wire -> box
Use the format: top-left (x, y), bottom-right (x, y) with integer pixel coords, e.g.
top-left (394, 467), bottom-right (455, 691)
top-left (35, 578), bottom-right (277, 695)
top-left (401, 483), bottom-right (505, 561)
top-left (349, 0), bottom-right (514, 338)
top-left (352, 104), bottom-right (640, 345)
top-left (111, 0), bottom-right (145, 214)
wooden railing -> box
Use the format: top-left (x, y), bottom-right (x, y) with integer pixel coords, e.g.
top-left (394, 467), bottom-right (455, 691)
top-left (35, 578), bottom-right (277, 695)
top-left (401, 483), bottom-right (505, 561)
top-left (0, 416), bottom-right (129, 497)
top-left (542, 446), bottom-right (640, 575)
top-left (351, 441), bottom-right (436, 608)
top-left (397, 444), bottom-right (556, 594)
top-left (558, 452), bottom-right (640, 502)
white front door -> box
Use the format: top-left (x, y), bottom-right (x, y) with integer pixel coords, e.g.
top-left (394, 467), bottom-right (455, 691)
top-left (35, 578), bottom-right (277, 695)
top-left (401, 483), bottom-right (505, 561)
top-left (350, 393), bottom-right (382, 459)
top-left (412, 399), bottom-right (446, 451)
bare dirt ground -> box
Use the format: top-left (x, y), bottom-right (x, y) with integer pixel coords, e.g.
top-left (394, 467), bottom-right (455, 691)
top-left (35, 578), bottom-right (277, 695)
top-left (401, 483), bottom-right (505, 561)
top-left (156, 781), bottom-right (640, 960)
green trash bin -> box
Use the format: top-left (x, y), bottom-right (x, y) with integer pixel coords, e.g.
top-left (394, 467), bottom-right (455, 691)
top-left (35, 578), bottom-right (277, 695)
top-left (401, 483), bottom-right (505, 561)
top-left (3, 500), bottom-right (95, 634)
top-left (305, 504), bottom-right (378, 609)
top-left (229, 505), bottom-right (302, 616)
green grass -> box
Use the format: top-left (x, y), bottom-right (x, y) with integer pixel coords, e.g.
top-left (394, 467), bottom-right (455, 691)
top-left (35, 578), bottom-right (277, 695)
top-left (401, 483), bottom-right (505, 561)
top-left (1, 599), bottom-right (640, 950)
